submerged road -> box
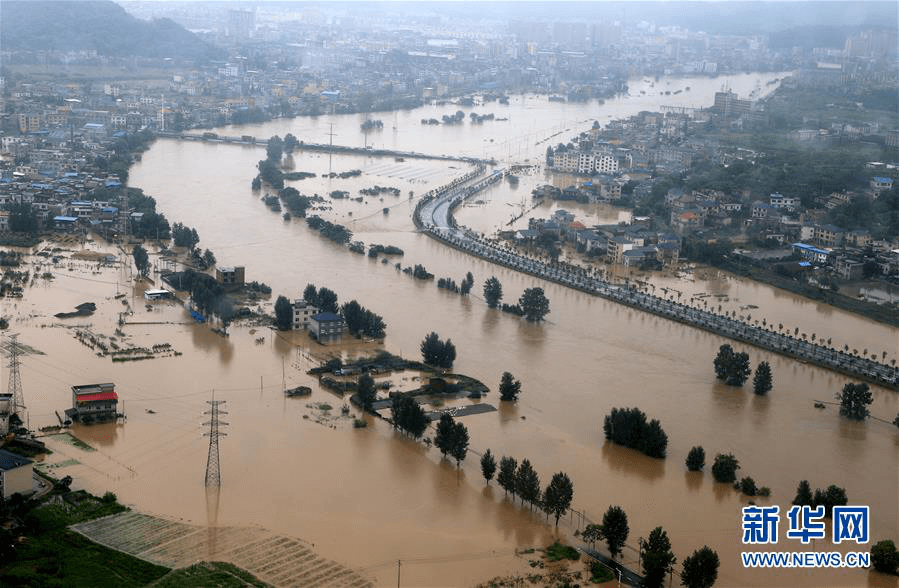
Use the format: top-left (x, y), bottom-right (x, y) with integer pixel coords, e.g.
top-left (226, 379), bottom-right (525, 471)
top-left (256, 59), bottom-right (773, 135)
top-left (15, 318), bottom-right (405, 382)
top-left (414, 167), bottom-right (899, 391)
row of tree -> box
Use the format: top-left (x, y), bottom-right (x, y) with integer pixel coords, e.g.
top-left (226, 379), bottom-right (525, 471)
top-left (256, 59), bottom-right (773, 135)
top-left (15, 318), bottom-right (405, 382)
top-left (687, 448), bottom-right (769, 497)
top-left (603, 407), bottom-right (668, 458)
top-left (305, 215), bottom-right (352, 244)
top-left (481, 452), bottom-right (574, 527)
top-left (482, 276), bottom-right (550, 322)
top-left (581, 505), bottom-right (719, 588)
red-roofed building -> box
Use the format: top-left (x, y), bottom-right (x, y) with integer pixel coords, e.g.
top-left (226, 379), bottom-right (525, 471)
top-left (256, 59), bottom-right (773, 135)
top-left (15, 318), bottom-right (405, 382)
top-left (67, 383), bottom-right (119, 423)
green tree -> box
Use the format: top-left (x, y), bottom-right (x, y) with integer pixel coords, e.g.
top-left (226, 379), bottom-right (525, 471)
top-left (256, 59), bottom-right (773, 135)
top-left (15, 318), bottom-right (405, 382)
top-left (752, 361), bottom-right (772, 395)
top-left (813, 485), bottom-right (848, 517)
top-left (132, 244), bottom-right (150, 278)
top-left (713, 344), bottom-right (733, 380)
top-left (390, 395), bottom-right (428, 438)
top-left (686, 446), bottom-right (705, 471)
top-left (713, 344), bottom-right (751, 386)
top-left (792, 480), bottom-right (814, 506)
top-left (483, 276), bottom-right (503, 308)
top-left (434, 413), bottom-right (455, 457)
top-left (681, 546), bottom-right (719, 588)
top-left (481, 449), bottom-right (496, 485)
top-left (172, 222), bottom-right (200, 251)
top-left (727, 351), bottom-right (751, 386)
top-left (317, 287), bottom-right (339, 314)
top-left (515, 459), bottom-right (541, 508)
top-left (519, 287), bottom-right (550, 322)
top-left (871, 540), bottom-right (899, 575)
top-left (499, 371), bottom-right (521, 402)
top-left (711, 454), bottom-right (740, 484)
top-left (357, 373), bottom-right (377, 411)
top-left (582, 523), bottom-right (601, 548)
top-left (642, 526), bottom-right (677, 588)
top-left (642, 419), bottom-right (668, 458)
top-left (420, 332), bottom-right (456, 368)
top-left (266, 135), bottom-right (283, 162)
top-left (274, 295), bottom-right (292, 331)
top-left (497, 456), bottom-right (517, 497)
top-left (449, 421), bottom-right (469, 466)
top-left (303, 284), bottom-right (318, 306)
top-left (837, 382), bottom-right (872, 420)
top-left (542, 472), bottom-right (574, 527)
top-left (6, 202), bottom-right (39, 233)
top-left (599, 505), bottom-right (629, 559)
top-left (739, 477), bottom-right (757, 496)
top-left (202, 249), bottom-right (216, 267)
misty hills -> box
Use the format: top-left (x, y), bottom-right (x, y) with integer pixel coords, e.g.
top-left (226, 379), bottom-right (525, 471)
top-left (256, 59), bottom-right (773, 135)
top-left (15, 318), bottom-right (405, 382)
top-left (0, 1), bottom-right (224, 61)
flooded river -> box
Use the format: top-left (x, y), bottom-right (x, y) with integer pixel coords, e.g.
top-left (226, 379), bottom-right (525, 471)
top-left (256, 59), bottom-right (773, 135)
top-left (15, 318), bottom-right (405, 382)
top-left (10, 72), bottom-right (898, 587)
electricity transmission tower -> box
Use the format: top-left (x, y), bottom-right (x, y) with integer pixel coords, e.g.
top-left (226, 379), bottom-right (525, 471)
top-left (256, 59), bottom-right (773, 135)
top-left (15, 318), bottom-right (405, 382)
top-left (203, 394), bottom-right (228, 487)
top-left (6, 334), bottom-right (25, 415)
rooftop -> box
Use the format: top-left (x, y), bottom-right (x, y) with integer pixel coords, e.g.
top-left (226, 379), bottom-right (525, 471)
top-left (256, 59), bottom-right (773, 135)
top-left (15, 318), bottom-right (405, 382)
top-left (0, 449), bottom-right (32, 471)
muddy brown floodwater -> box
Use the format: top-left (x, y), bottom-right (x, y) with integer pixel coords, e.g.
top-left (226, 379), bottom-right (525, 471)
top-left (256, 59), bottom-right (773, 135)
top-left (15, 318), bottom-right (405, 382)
top-left (8, 72), bottom-right (897, 588)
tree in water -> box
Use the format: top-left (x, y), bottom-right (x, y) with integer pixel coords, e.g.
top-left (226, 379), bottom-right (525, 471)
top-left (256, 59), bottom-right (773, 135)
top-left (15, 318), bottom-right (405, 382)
top-left (680, 546), bottom-right (719, 588)
top-left (483, 276), bottom-right (503, 308)
top-left (641, 527), bottom-right (676, 588)
top-left (711, 454), bottom-right (740, 484)
top-left (792, 480), bottom-right (814, 506)
top-left (449, 421), bottom-right (469, 466)
top-left (514, 459), bottom-right (541, 508)
top-left (753, 361), bottom-right (773, 395)
top-left (870, 540), bottom-right (899, 575)
top-left (600, 505), bottom-right (629, 559)
top-left (499, 371), bottom-right (521, 402)
top-left (713, 344), bottom-right (751, 386)
top-left (542, 472), bottom-right (574, 527)
top-left (434, 413), bottom-right (455, 457)
top-left (519, 287), bottom-right (550, 322)
top-left (274, 295), bottom-right (293, 331)
top-left (481, 449), bottom-right (496, 484)
top-left (686, 446), bottom-right (705, 471)
top-left (420, 332), bottom-right (456, 368)
top-left (497, 456), bottom-right (517, 497)
top-left (317, 287), bottom-right (339, 314)
top-left (837, 382), bottom-right (872, 420)
top-left (132, 244), bottom-right (150, 278)
top-left (356, 373), bottom-right (377, 411)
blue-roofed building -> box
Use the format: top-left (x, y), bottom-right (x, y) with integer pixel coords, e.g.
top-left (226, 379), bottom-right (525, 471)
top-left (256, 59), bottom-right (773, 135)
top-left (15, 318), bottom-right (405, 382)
top-left (0, 449), bottom-right (33, 498)
top-left (792, 242), bottom-right (832, 264)
top-left (53, 216), bottom-right (79, 231)
top-left (310, 312), bottom-right (344, 344)
top-left (871, 176), bottom-right (893, 195)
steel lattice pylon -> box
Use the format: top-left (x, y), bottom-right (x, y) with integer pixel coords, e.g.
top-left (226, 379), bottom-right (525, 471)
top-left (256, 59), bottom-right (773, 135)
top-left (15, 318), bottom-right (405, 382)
top-left (6, 333), bottom-right (25, 415)
top-left (203, 395), bottom-right (228, 487)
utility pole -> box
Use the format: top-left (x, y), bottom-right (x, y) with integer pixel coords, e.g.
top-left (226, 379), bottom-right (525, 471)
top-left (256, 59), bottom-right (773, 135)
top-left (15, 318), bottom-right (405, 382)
top-left (7, 334), bottom-right (25, 416)
top-left (396, 559), bottom-right (401, 588)
top-left (327, 122), bottom-right (336, 174)
top-left (203, 392), bottom-right (228, 487)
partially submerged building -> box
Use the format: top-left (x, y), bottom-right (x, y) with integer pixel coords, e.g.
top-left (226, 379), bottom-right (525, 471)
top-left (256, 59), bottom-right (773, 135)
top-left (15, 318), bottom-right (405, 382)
top-left (65, 383), bottom-right (120, 424)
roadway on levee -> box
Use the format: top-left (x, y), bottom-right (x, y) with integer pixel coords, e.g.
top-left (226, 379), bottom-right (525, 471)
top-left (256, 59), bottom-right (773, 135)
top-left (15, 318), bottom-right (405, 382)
top-left (413, 167), bottom-right (899, 391)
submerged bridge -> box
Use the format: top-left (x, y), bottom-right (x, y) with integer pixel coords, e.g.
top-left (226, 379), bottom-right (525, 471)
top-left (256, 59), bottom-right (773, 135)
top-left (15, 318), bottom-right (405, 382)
top-left (414, 167), bottom-right (899, 390)
top-left (155, 131), bottom-right (487, 164)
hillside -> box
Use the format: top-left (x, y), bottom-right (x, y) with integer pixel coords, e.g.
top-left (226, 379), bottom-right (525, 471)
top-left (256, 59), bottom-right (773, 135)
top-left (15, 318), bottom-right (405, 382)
top-left (0, 1), bottom-right (224, 60)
